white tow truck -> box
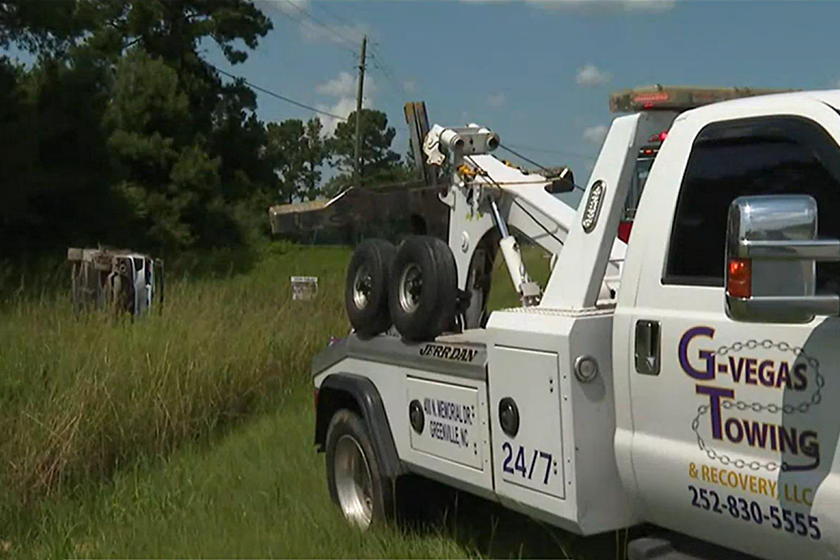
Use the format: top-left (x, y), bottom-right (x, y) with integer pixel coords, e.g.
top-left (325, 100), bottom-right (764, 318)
top-left (311, 86), bottom-right (840, 559)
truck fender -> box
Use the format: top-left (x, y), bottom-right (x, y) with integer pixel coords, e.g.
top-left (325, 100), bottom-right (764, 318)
top-left (314, 373), bottom-right (405, 479)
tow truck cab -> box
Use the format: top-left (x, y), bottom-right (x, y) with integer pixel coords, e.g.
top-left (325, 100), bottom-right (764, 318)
top-left (613, 86), bottom-right (795, 244)
top-left (313, 88), bottom-right (840, 560)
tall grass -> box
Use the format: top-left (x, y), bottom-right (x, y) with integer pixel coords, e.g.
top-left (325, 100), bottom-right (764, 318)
top-left (0, 244), bottom-right (350, 522)
top-left (12, 378), bottom-right (615, 559)
top-left (0, 241), bottom-right (593, 559)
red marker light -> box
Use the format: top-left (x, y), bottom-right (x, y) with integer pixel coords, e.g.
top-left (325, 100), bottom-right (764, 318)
top-left (727, 258), bottom-right (751, 298)
top-left (648, 131), bottom-right (669, 143)
top-left (618, 220), bottom-right (633, 243)
top-left (634, 92), bottom-right (670, 106)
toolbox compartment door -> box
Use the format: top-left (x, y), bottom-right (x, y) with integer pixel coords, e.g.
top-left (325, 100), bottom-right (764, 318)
top-left (489, 346), bottom-right (566, 500)
top-left (406, 377), bottom-right (484, 470)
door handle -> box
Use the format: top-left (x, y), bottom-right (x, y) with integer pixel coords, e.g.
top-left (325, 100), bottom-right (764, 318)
top-left (635, 320), bottom-right (660, 375)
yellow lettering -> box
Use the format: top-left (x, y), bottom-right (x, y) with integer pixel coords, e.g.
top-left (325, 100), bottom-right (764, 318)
top-left (727, 471), bottom-right (739, 488)
top-left (688, 462), bottom-right (699, 479)
top-left (696, 463), bottom-right (783, 500)
top-left (803, 487), bottom-right (814, 506)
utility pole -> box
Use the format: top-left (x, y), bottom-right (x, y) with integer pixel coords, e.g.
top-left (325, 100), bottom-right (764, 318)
top-left (353, 34), bottom-right (367, 187)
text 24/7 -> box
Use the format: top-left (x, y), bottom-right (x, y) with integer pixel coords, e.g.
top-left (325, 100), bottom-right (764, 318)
top-left (688, 484), bottom-right (820, 540)
top-left (501, 442), bottom-right (553, 484)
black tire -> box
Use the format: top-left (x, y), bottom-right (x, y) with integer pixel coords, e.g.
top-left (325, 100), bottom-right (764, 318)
top-left (429, 237), bottom-right (458, 335)
top-left (325, 409), bottom-right (394, 528)
top-left (345, 239), bottom-right (396, 336)
top-left (389, 236), bottom-right (457, 341)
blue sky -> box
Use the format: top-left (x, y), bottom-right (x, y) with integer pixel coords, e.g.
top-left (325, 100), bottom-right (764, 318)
top-left (7, 1), bottom-right (840, 182)
top-left (206, 0), bottom-right (840, 180)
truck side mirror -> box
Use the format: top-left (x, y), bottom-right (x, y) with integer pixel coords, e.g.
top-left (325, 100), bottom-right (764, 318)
top-left (725, 194), bottom-right (840, 323)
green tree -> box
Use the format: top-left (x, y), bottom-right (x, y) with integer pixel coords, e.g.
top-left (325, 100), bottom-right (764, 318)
top-left (0, 48), bottom-right (119, 255)
top-left (302, 117), bottom-right (327, 200)
top-left (0, 0), bottom-right (276, 256)
top-left (266, 119), bottom-right (305, 204)
top-left (98, 0), bottom-right (272, 137)
top-left (105, 48), bottom-right (209, 248)
top-left (0, 0), bottom-right (83, 54)
top-left (321, 174), bottom-right (353, 198)
top-left (210, 78), bottom-right (276, 207)
top-left (328, 109), bottom-right (401, 186)
top-left (266, 116), bottom-right (329, 204)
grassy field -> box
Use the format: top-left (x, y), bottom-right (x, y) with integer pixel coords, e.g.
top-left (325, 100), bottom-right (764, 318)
top-left (0, 242), bottom-right (622, 559)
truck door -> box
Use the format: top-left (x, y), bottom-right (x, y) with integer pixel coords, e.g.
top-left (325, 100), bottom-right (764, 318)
top-left (620, 105), bottom-right (840, 559)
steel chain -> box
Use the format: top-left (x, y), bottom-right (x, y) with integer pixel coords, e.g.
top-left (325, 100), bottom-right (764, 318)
top-left (691, 338), bottom-right (824, 472)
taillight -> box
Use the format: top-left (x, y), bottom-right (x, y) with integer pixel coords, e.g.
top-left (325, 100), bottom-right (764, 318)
top-left (618, 220), bottom-right (633, 243)
top-left (727, 258), bottom-right (751, 298)
top-left (648, 130), bottom-right (669, 143)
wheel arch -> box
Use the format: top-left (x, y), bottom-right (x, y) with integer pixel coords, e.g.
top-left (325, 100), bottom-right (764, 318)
top-left (315, 373), bottom-right (405, 479)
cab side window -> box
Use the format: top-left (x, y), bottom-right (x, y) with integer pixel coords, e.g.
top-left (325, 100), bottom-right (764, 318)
top-left (664, 116), bottom-right (840, 291)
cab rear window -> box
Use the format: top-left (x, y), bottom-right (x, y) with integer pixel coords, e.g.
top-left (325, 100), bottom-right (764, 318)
top-left (664, 115), bottom-right (840, 291)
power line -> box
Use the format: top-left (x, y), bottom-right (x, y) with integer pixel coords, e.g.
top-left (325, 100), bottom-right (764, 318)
top-left (310, 1), bottom-right (359, 32)
top-left (369, 58), bottom-right (409, 101)
top-left (283, 0), bottom-right (360, 52)
top-left (213, 66), bottom-right (347, 121)
top-left (367, 44), bottom-right (413, 99)
top-left (498, 143), bottom-right (558, 176)
top-left (277, 0), bottom-right (359, 58)
top-left (502, 142), bottom-right (597, 161)
top-left (286, 0), bottom-right (359, 45)
top-left (366, 61), bottom-right (409, 112)
top-left (282, 2), bottom-right (415, 123)
top-left (298, 1), bottom-right (408, 99)
top-left (464, 156), bottom-right (567, 247)
top-left (290, 6), bottom-right (413, 105)
top-left (497, 144), bottom-right (585, 193)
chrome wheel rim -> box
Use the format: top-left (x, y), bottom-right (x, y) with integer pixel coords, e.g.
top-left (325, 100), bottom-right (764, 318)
top-left (352, 264), bottom-right (373, 310)
top-left (398, 263), bottom-right (422, 314)
top-left (334, 434), bottom-right (374, 528)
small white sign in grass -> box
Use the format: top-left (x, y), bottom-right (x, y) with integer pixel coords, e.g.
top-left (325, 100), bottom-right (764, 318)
top-left (290, 276), bottom-right (319, 301)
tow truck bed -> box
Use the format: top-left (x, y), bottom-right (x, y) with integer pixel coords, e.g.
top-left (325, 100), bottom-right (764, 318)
top-left (312, 331), bottom-right (489, 381)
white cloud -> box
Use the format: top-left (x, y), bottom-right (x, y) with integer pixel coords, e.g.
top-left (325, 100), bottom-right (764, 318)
top-left (623, 0), bottom-right (675, 10)
top-left (403, 79), bottom-right (417, 94)
top-left (316, 97), bottom-right (363, 136)
top-left (299, 21), bottom-right (369, 46)
top-left (462, 0), bottom-right (676, 11)
top-left (582, 124), bottom-right (608, 144)
top-left (576, 64), bottom-right (610, 87)
top-left (315, 72), bottom-right (378, 135)
top-left (315, 71), bottom-right (357, 98)
top-left (533, 0), bottom-right (675, 10)
top-left (264, 0), bottom-right (370, 45)
top-left (263, 0), bottom-right (310, 15)
top-left (485, 92), bottom-right (506, 108)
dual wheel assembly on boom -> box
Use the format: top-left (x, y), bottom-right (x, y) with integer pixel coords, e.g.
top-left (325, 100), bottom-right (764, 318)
top-left (345, 236), bottom-right (458, 342)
